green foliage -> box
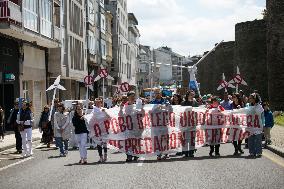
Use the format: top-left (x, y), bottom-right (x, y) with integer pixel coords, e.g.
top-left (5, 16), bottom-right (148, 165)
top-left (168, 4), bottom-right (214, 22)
top-left (275, 114), bottom-right (284, 126)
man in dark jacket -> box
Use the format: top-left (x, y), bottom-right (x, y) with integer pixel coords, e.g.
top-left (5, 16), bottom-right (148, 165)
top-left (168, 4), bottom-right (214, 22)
top-left (7, 102), bottom-right (22, 153)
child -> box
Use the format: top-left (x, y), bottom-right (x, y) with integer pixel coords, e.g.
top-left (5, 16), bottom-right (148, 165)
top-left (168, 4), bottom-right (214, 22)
top-left (207, 97), bottom-right (224, 157)
top-left (263, 102), bottom-right (274, 145)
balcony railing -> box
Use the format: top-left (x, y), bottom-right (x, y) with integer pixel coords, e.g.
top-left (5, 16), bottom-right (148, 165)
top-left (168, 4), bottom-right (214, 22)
top-left (54, 26), bottom-right (60, 41)
top-left (0, 0), bottom-right (21, 25)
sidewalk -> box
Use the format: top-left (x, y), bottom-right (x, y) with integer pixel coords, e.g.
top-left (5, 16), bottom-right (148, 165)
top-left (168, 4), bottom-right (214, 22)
top-left (0, 129), bottom-right (42, 152)
top-left (266, 125), bottom-right (284, 157)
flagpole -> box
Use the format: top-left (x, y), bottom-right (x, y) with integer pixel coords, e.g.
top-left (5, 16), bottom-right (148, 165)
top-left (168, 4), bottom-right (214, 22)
top-left (49, 88), bottom-right (57, 121)
top-left (102, 78), bottom-right (105, 107)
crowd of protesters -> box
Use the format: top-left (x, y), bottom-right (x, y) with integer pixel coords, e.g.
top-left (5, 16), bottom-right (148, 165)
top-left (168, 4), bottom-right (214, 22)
top-left (0, 88), bottom-right (275, 164)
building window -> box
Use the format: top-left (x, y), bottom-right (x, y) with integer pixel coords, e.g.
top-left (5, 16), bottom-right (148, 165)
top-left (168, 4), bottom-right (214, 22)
top-left (40, 0), bottom-right (52, 38)
top-left (70, 36), bottom-right (84, 71)
top-left (101, 14), bottom-right (106, 33)
top-left (88, 0), bottom-right (95, 25)
top-left (22, 81), bottom-right (29, 100)
top-left (101, 40), bottom-right (106, 60)
top-left (23, 0), bottom-right (38, 32)
top-left (88, 30), bottom-right (96, 55)
top-left (69, 1), bottom-right (83, 37)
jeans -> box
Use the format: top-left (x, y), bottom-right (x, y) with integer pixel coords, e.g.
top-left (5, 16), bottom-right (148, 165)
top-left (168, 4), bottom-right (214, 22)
top-left (248, 134), bottom-right (262, 155)
top-left (233, 140), bottom-right (243, 152)
top-left (20, 128), bottom-right (32, 156)
top-left (263, 127), bottom-right (271, 143)
top-left (75, 133), bottom-right (87, 159)
top-left (55, 137), bottom-right (69, 154)
top-left (210, 144), bottom-right (220, 154)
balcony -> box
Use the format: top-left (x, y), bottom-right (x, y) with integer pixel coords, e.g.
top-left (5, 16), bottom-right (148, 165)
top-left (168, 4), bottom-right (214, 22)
top-left (54, 26), bottom-right (61, 41)
top-left (0, 0), bottom-right (21, 26)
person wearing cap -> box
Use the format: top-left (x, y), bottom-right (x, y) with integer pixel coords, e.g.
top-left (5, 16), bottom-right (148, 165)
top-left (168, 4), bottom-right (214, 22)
top-left (7, 101), bottom-right (22, 153)
top-left (16, 101), bottom-right (34, 157)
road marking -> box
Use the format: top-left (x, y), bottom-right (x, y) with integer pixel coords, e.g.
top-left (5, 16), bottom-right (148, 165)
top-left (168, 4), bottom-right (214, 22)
top-left (0, 157), bottom-right (34, 172)
top-left (137, 157), bottom-right (145, 167)
top-left (262, 151), bottom-right (284, 168)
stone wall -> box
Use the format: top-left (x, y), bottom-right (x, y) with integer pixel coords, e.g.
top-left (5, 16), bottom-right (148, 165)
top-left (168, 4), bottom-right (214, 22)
top-left (197, 41), bottom-right (235, 96)
top-left (267, 0), bottom-right (284, 110)
top-left (235, 19), bottom-right (268, 100)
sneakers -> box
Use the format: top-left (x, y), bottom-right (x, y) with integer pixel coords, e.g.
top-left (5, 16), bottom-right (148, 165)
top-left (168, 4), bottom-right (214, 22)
top-left (233, 151), bottom-right (239, 156)
top-left (64, 150), bottom-right (68, 155)
top-left (215, 152), bottom-right (220, 156)
top-left (60, 153), bottom-right (66, 157)
top-left (239, 149), bottom-right (244, 154)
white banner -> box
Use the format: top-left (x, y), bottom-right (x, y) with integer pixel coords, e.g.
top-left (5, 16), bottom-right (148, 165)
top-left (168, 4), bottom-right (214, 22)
top-left (85, 105), bottom-right (263, 156)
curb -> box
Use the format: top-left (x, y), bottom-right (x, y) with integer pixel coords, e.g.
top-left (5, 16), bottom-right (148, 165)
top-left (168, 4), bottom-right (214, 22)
top-left (0, 137), bottom-right (41, 152)
top-left (266, 145), bottom-right (284, 158)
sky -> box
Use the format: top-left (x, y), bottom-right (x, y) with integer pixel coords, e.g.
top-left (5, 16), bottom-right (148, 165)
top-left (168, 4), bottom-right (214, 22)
top-left (128, 0), bottom-right (266, 56)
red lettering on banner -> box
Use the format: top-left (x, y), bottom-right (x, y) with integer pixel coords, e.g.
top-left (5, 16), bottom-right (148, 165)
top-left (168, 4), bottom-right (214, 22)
top-left (154, 136), bottom-right (161, 152)
top-left (196, 129), bottom-right (204, 146)
top-left (238, 129), bottom-right (243, 141)
top-left (220, 128), bottom-right (226, 143)
top-left (232, 115), bottom-right (239, 125)
top-left (143, 113), bottom-right (150, 128)
top-left (93, 123), bottom-right (101, 137)
top-left (198, 112), bottom-right (205, 125)
top-left (240, 115), bottom-right (246, 126)
top-left (232, 128), bottom-right (238, 141)
top-left (126, 115), bottom-right (133, 130)
top-left (108, 140), bottom-right (116, 147)
top-left (118, 117), bottom-right (126, 132)
top-left (247, 115), bottom-right (253, 127)
top-left (132, 138), bottom-right (138, 154)
top-left (188, 111), bottom-right (196, 127)
top-left (190, 131), bottom-right (195, 146)
top-left (226, 128), bottom-right (231, 138)
top-left (160, 135), bottom-right (167, 151)
top-left (150, 113), bottom-right (156, 127)
top-left (180, 112), bottom-right (187, 127)
top-left (217, 114), bottom-right (224, 125)
top-left (156, 112), bottom-right (162, 126)
top-left (104, 120), bottom-right (110, 134)
top-left (144, 137), bottom-right (152, 153)
top-left (117, 140), bottom-right (123, 149)
top-left (169, 112), bottom-right (175, 127)
top-left (162, 112), bottom-right (169, 126)
top-left (205, 129), bottom-right (210, 142)
top-left (224, 115), bottom-right (230, 125)
top-left (138, 138), bottom-right (145, 154)
top-left (111, 118), bottom-right (120, 134)
top-left (125, 139), bottom-right (132, 152)
top-left (137, 114), bottom-right (144, 129)
top-left (206, 113), bottom-right (213, 125)
top-left (254, 115), bottom-right (260, 128)
top-left (177, 132), bottom-right (186, 147)
top-left (170, 133), bottom-right (177, 149)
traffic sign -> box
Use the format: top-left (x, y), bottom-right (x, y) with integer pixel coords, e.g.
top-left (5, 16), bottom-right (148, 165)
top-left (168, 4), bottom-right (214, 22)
top-left (120, 82), bottom-right (130, 92)
top-left (99, 69), bottom-right (108, 78)
top-left (84, 75), bottom-right (94, 85)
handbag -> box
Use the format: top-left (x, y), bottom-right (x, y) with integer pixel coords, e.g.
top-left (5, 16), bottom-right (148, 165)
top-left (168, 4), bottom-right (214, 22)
top-left (18, 123), bottom-right (24, 132)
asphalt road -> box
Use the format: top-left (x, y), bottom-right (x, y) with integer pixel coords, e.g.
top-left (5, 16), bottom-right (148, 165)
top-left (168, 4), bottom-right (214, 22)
top-left (0, 141), bottom-right (283, 189)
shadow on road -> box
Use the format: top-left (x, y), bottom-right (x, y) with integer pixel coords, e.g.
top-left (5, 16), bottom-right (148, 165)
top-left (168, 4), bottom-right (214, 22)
top-left (63, 154), bottom-right (257, 166)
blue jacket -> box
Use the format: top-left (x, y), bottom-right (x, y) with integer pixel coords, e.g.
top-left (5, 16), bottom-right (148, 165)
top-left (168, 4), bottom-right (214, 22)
top-left (264, 110), bottom-right (274, 128)
top-left (150, 98), bottom-right (169, 105)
